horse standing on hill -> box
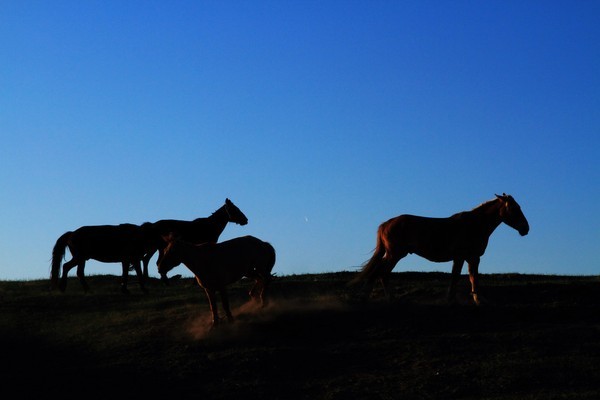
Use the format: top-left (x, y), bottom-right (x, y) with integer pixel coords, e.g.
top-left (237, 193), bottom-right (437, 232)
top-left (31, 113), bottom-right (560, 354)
top-left (350, 193), bottom-right (529, 305)
top-left (141, 198), bottom-right (248, 279)
top-left (51, 222), bottom-right (158, 294)
top-left (158, 234), bottom-right (276, 329)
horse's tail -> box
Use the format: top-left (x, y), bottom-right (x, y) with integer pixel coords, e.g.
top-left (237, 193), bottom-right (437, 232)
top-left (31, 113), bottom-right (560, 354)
top-left (51, 231), bottom-right (71, 289)
top-left (264, 242), bottom-right (276, 278)
top-left (348, 225), bottom-right (386, 287)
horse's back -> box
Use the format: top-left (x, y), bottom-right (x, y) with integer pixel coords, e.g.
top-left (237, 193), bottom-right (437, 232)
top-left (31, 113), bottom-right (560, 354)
top-left (73, 224), bottom-right (141, 240)
top-left (220, 235), bottom-right (273, 253)
top-left (210, 236), bottom-right (275, 267)
top-left (152, 217), bottom-right (218, 242)
top-left (69, 224), bottom-right (149, 261)
top-left (381, 214), bottom-right (449, 239)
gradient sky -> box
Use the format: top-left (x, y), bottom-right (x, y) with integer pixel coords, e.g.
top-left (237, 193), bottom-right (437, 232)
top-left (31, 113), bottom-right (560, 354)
top-left (1, 1), bottom-right (598, 281)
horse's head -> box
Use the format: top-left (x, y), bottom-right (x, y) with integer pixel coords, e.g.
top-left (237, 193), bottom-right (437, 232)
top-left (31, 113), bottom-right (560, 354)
top-left (496, 193), bottom-right (529, 236)
top-left (225, 198), bottom-right (248, 226)
top-left (157, 233), bottom-right (182, 277)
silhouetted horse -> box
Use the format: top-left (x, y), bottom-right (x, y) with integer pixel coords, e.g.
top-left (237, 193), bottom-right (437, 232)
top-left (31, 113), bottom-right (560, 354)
top-left (51, 222), bottom-right (157, 294)
top-left (158, 234), bottom-right (276, 328)
top-left (350, 194), bottom-right (529, 304)
top-left (142, 198), bottom-right (248, 279)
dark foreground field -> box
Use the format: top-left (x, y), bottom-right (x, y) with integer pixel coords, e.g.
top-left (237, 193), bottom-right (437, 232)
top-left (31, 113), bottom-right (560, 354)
top-left (2, 272), bottom-right (600, 399)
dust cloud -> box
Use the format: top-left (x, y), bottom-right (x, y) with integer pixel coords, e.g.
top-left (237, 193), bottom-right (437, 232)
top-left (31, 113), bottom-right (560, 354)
top-left (186, 295), bottom-right (348, 340)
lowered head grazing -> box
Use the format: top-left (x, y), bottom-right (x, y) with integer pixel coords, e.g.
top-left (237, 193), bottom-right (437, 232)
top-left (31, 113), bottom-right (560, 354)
top-left (157, 234), bottom-right (181, 277)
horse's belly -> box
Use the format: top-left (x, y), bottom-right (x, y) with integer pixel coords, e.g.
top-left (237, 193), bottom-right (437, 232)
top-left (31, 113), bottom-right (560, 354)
top-left (88, 248), bottom-right (144, 263)
top-left (413, 244), bottom-right (482, 263)
top-left (414, 250), bottom-right (453, 263)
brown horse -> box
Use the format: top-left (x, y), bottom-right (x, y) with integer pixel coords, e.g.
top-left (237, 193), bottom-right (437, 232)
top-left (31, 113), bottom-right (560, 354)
top-left (51, 222), bottom-right (157, 294)
top-left (350, 194), bottom-right (529, 304)
top-left (141, 198), bottom-right (248, 279)
top-left (158, 234), bottom-right (276, 328)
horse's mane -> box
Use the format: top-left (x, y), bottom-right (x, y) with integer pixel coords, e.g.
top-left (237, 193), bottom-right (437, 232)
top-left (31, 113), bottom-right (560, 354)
top-left (448, 197), bottom-right (500, 218)
top-left (472, 198), bottom-right (499, 210)
top-left (210, 203), bottom-right (227, 217)
top-left (467, 197), bottom-right (504, 216)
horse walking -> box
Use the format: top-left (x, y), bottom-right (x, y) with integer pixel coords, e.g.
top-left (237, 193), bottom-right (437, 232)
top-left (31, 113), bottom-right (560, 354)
top-left (158, 234), bottom-right (276, 328)
top-left (142, 198), bottom-right (248, 279)
top-left (350, 194), bottom-right (529, 304)
top-left (51, 222), bottom-right (157, 294)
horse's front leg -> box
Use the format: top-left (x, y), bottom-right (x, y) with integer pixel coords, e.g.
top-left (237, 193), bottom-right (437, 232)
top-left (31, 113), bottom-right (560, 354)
top-left (467, 257), bottom-right (481, 305)
top-left (447, 259), bottom-right (465, 303)
top-left (142, 248), bottom-right (157, 280)
top-left (203, 287), bottom-right (220, 328)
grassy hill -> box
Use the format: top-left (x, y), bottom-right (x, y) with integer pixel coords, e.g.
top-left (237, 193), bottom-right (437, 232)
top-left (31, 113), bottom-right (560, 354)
top-left (2, 272), bottom-right (599, 399)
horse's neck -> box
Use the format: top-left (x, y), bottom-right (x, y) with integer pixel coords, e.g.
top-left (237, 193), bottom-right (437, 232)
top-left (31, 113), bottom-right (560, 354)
top-left (469, 199), bottom-right (503, 236)
top-left (205, 205), bottom-right (229, 236)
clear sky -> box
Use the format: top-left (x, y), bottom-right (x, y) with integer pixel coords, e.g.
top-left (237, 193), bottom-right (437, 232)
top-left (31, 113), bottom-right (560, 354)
top-left (1, 1), bottom-right (598, 281)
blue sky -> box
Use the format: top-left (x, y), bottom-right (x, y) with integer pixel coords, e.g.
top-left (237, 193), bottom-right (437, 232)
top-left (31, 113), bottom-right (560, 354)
top-left (1, 1), bottom-right (598, 281)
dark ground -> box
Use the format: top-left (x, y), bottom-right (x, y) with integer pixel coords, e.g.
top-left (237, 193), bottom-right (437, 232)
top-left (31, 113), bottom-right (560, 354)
top-left (2, 271), bottom-right (599, 399)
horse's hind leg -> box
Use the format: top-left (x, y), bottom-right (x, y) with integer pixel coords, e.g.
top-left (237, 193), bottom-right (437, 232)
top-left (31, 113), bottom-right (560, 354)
top-left (75, 260), bottom-right (90, 292)
top-left (59, 258), bottom-right (79, 292)
top-left (260, 277), bottom-right (270, 307)
top-left (378, 252), bottom-right (405, 300)
top-left (130, 260), bottom-right (148, 294)
top-left (245, 270), bottom-right (262, 302)
top-left (220, 289), bottom-right (234, 323)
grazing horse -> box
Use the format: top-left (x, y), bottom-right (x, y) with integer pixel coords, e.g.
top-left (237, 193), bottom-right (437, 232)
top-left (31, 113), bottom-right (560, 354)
top-left (350, 194), bottom-right (529, 305)
top-left (141, 198), bottom-right (248, 279)
top-left (51, 222), bottom-right (157, 294)
top-left (158, 234), bottom-right (276, 328)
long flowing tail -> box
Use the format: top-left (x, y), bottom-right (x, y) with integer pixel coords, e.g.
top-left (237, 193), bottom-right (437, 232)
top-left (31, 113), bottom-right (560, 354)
top-left (265, 242), bottom-right (276, 277)
top-left (51, 231), bottom-right (71, 289)
top-left (349, 226), bottom-right (386, 287)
